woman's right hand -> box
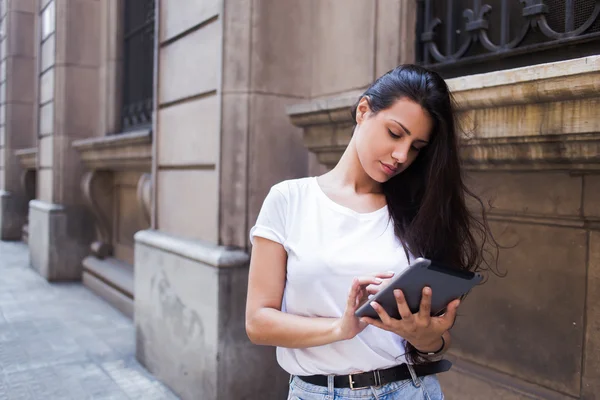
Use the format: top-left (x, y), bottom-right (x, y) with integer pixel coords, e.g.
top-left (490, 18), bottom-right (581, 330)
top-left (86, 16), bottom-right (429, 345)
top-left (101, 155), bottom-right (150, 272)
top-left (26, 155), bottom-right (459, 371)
top-left (334, 272), bottom-right (395, 341)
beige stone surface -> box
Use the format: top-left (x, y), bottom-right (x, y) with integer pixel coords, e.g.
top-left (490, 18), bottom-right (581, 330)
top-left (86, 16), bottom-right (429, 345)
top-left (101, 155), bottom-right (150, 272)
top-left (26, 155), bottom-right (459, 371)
top-left (5, 103), bottom-right (35, 148)
top-left (583, 175), bottom-right (600, 218)
top-left (221, 0), bottom-right (251, 93)
top-left (247, 94), bottom-right (308, 235)
top-left (55, 0), bottom-right (100, 67)
top-left (219, 93), bottom-right (249, 248)
top-left (451, 222), bottom-right (586, 396)
top-left (7, 0), bottom-right (36, 13)
top-left (40, 34), bottom-right (55, 72)
top-left (39, 67), bottom-right (54, 104)
top-left (134, 237), bottom-right (219, 399)
top-left (467, 171), bottom-right (582, 217)
top-left (157, 169), bottom-right (219, 244)
top-left (114, 184), bottom-right (143, 264)
top-left (39, 101), bottom-right (53, 136)
top-left (375, 0), bottom-right (401, 77)
top-left (157, 94), bottom-right (219, 167)
top-left (250, 0), bottom-right (311, 97)
top-left (311, 0), bottom-right (375, 97)
top-left (159, 20), bottom-right (221, 105)
top-left (54, 65), bottom-right (100, 137)
top-left (466, 98), bottom-right (600, 140)
top-left (397, 0), bottom-right (417, 65)
top-left (439, 369), bottom-right (542, 400)
top-left (160, 0), bottom-right (221, 42)
top-left (38, 135), bottom-right (53, 168)
top-left (5, 57), bottom-right (34, 103)
top-left (37, 168), bottom-right (53, 202)
top-left (583, 231), bottom-right (600, 398)
top-left (6, 10), bottom-right (34, 57)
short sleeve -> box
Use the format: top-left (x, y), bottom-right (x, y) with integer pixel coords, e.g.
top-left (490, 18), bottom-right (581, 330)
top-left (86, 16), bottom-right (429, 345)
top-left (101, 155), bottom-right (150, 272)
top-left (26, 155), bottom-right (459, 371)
top-left (249, 184), bottom-right (288, 246)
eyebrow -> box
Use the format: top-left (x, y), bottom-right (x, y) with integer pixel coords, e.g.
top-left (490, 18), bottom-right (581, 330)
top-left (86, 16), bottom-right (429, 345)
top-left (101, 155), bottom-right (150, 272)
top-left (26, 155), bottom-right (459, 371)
top-left (390, 119), bottom-right (429, 144)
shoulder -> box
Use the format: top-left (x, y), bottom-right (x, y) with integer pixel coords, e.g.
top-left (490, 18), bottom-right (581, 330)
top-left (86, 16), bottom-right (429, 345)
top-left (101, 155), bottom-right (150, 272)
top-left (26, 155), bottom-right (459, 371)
top-left (270, 177), bottom-right (314, 200)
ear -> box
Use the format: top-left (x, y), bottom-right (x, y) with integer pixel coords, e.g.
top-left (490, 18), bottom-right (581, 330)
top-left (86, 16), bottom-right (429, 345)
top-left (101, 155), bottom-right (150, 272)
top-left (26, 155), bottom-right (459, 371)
top-left (355, 97), bottom-right (371, 125)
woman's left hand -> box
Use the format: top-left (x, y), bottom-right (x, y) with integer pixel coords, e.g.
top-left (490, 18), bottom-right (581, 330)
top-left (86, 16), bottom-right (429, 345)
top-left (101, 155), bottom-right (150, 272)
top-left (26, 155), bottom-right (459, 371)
top-left (360, 287), bottom-right (460, 351)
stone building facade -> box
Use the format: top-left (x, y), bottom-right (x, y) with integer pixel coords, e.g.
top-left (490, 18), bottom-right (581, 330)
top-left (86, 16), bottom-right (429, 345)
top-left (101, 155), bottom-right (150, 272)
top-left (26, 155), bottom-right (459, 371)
top-left (0, 0), bottom-right (598, 399)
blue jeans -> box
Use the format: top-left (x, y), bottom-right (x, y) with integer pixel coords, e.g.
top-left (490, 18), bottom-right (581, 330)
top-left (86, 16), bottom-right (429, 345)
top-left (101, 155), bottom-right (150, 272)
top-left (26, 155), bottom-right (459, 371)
top-left (287, 366), bottom-right (444, 400)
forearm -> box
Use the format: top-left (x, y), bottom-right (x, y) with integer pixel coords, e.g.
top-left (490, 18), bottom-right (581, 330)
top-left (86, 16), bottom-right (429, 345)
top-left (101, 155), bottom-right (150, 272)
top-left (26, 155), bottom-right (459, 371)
top-left (246, 308), bottom-right (344, 348)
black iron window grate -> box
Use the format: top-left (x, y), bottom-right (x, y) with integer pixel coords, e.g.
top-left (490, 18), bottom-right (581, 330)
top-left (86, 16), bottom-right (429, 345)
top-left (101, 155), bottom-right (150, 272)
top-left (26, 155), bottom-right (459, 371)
top-left (121, 0), bottom-right (155, 131)
top-left (416, 0), bottom-right (600, 78)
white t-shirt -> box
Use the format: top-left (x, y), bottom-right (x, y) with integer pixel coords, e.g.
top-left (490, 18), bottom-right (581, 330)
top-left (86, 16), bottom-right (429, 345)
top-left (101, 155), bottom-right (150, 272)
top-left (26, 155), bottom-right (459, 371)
top-left (249, 177), bottom-right (413, 376)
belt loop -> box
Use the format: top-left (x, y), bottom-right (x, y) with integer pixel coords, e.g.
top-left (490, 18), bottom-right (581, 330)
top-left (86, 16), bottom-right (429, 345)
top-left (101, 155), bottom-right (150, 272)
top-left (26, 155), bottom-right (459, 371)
top-left (327, 375), bottom-right (335, 395)
top-left (407, 363), bottom-right (421, 388)
top-left (289, 374), bottom-right (294, 385)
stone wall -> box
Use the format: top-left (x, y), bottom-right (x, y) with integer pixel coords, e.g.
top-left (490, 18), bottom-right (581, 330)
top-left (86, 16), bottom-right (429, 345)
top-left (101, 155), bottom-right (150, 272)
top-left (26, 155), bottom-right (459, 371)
top-left (0, 0), bottom-right (36, 239)
top-left (288, 55), bottom-right (600, 399)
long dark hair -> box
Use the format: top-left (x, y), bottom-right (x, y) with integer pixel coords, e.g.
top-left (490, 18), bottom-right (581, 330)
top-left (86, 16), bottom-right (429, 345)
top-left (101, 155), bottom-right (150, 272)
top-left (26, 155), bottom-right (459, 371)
top-left (351, 64), bottom-right (501, 364)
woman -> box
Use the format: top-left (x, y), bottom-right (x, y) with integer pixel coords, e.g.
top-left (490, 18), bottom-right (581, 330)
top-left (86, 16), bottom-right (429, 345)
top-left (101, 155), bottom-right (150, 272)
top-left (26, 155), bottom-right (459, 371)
top-left (245, 64), bottom-right (497, 399)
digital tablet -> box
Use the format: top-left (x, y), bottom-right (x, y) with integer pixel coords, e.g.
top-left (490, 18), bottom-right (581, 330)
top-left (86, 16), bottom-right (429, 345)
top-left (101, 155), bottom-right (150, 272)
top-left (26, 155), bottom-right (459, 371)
top-left (354, 258), bottom-right (483, 319)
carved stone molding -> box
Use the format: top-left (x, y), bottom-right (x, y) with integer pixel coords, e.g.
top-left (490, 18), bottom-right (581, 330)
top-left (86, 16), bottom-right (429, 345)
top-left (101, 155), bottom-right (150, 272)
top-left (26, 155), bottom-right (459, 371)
top-left (81, 170), bottom-right (114, 259)
top-left (137, 173), bottom-right (152, 225)
top-left (287, 56), bottom-right (600, 172)
top-left (14, 148), bottom-right (38, 170)
top-left (72, 128), bottom-right (152, 170)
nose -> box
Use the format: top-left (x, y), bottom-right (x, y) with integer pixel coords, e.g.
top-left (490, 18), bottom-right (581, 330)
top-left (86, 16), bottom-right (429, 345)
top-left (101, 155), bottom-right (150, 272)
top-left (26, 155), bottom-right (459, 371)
top-left (391, 144), bottom-right (409, 164)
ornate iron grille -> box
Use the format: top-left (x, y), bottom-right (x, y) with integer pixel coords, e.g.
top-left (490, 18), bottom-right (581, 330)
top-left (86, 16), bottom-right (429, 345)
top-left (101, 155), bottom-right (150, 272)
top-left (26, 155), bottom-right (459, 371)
top-left (417, 0), bottom-right (600, 77)
top-left (121, 0), bottom-right (155, 130)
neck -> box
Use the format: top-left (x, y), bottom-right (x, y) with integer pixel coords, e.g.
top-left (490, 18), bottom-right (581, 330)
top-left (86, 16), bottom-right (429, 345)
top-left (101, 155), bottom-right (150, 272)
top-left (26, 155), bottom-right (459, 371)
top-left (324, 136), bottom-right (382, 195)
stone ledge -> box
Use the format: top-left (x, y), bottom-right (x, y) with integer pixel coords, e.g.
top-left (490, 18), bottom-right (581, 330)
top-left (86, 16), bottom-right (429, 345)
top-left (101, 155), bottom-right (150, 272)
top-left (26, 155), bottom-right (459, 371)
top-left (14, 148), bottom-right (37, 170)
top-left (72, 128), bottom-right (152, 170)
top-left (462, 133), bottom-right (600, 172)
top-left (134, 229), bottom-right (249, 268)
top-left (287, 55), bottom-right (600, 171)
top-left (29, 199), bottom-right (64, 213)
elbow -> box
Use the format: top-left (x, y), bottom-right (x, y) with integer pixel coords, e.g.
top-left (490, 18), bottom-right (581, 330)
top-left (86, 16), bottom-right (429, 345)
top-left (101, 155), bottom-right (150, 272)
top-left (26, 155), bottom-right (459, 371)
top-left (245, 314), bottom-right (266, 345)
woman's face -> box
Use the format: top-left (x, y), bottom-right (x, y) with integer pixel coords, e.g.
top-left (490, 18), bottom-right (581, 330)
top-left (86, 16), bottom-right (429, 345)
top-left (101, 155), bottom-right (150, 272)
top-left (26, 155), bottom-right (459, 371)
top-left (354, 97), bottom-right (433, 183)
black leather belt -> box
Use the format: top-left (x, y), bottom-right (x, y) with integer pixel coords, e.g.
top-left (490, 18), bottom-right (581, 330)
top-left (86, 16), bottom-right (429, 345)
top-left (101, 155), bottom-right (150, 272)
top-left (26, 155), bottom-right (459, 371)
top-left (297, 360), bottom-right (452, 390)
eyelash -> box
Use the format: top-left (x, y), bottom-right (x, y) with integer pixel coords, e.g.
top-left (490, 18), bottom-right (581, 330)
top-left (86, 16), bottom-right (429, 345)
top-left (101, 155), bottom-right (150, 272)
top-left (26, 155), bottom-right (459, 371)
top-left (388, 129), bottom-right (422, 152)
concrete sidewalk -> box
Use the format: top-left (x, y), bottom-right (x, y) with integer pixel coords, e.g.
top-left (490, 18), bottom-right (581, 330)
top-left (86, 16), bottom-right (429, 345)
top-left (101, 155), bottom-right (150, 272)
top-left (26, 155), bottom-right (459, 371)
top-left (0, 241), bottom-right (180, 400)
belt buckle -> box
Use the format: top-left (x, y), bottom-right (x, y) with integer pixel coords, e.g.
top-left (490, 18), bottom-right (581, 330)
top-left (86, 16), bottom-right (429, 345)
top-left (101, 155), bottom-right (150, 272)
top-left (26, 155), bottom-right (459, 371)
top-left (349, 370), bottom-right (381, 390)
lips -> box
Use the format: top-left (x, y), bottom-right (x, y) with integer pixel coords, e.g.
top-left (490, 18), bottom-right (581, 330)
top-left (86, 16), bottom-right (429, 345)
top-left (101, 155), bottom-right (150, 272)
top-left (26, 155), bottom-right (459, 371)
top-left (380, 162), bottom-right (398, 175)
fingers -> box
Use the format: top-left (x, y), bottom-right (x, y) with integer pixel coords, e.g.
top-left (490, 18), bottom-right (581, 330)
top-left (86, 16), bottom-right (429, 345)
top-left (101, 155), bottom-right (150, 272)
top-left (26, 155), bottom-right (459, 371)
top-left (418, 287), bottom-right (432, 319)
top-left (373, 271), bottom-right (395, 279)
top-left (440, 299), bottom-right (460, 329)
top-left (369, 301), bottom-right (393, 325)
top-left (394, 290), bottom-right (414, 321)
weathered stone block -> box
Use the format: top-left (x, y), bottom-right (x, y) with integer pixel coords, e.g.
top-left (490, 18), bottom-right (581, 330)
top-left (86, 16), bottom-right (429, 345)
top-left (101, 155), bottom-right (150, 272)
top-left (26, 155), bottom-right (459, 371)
top-left (28, 200), bottom-right (93, 281)
top-left (311, 0), bottom-right (375, 97)
top-left (156, 169), bottom-right (219, 243)
top-left (0, 190), bottom-right (26, 240)
top-left (159, 20), bottom-right (220, 104)
top-left (134, 230), bottom-right (288, 400)
top-left (451, 222), bottom-right (587, 396)
top-left (583, 231), bottom-right (600, 398)
top-left (160, 0), bottom-right (220, 42)
top-left (157, 94), bottom-right (219, 167)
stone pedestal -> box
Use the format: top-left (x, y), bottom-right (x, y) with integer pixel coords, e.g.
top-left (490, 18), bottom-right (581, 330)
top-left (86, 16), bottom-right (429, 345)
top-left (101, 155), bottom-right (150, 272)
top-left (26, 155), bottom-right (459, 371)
top-left (0, 191), bottom-right (27, 240)
top-left (134, 230), bottom-right (288, 400)
top-left (28, 200), bottom-right (93, 281)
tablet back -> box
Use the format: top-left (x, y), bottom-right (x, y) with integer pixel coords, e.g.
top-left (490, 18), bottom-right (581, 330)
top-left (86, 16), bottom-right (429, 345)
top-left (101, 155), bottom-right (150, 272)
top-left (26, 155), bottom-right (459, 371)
top-left (355, 258), bottom-right (483, 319)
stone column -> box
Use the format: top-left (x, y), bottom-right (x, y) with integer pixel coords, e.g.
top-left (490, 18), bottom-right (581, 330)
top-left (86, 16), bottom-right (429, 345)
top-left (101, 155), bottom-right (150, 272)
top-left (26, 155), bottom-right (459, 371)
top-left (134, 0), bottom-right (310, 399)
top-left (0, 0), bottom-right (36, 239)
top-left (28, 0), bottom-right (101, 281)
